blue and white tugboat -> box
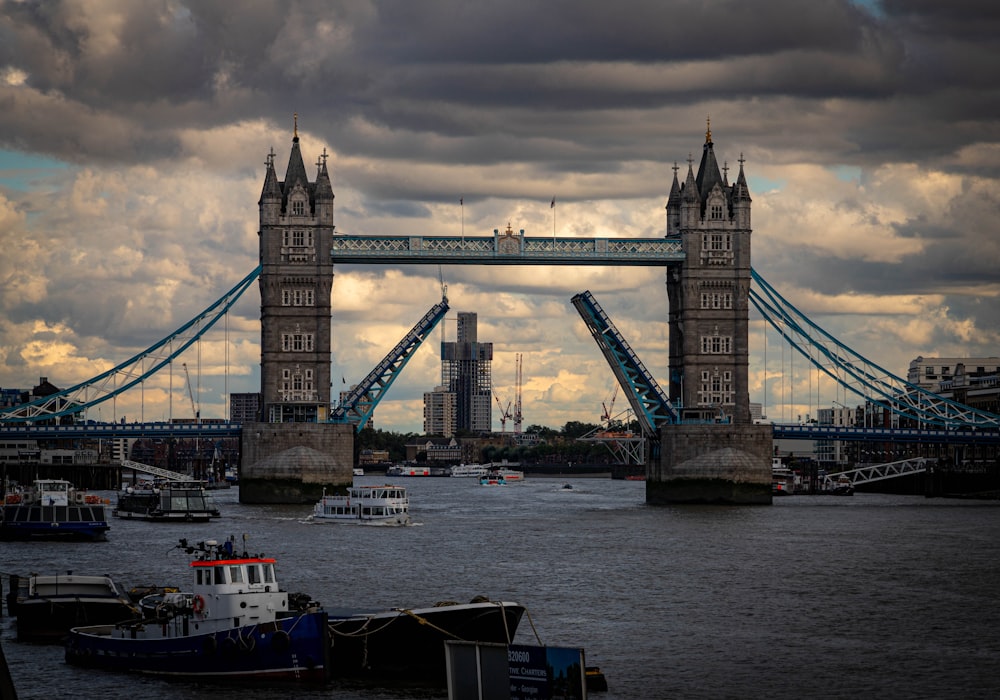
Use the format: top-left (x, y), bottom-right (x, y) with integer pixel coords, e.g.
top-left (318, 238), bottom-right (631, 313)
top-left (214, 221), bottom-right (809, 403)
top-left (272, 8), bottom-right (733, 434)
top-left (65, 536), bottom-right (329, 682)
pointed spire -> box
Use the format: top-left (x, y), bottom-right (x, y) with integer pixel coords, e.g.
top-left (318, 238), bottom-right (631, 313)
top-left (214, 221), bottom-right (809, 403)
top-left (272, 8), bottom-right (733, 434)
top-left (667, 161), bottom-right (682, 209)
top-left (682, 156), bottom-right (700, 203)
top-left (260, 147), bottom-right (281, 202)
top-left (315, 147), bottom-right (334, 201)
top-left (695, 124), bottom-right (724, 200)
top-left (732, 153), bottom-right (752, 202)
top-left (283, 122), bottom-right (309, 192)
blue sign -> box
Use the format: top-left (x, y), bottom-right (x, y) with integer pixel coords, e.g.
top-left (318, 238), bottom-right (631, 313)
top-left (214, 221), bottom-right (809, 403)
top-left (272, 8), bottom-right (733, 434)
top-left (508, 643), bottom-right (586, 700)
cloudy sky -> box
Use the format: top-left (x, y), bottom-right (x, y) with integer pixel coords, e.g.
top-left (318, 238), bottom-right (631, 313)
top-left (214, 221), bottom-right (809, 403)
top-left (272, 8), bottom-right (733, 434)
top-left (1, 0), bottom-right (998, 433)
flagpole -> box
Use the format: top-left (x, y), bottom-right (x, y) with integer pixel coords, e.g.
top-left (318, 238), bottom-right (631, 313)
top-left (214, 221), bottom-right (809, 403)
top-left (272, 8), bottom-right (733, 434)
top-left (460, 196), bottom-right (464, 247)
top-left (551, 196), bottom-right (556, 246)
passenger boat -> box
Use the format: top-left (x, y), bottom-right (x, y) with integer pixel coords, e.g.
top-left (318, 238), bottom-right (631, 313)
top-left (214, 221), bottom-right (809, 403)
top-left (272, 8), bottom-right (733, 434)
top-left (113, 480), bottom-right (221, 521)
top-left (449, 464), bottom-right (490, 478)
top-left (326, 597), bottom-right (526, 683)
top-left (6, 572), bottom-right (139, 642)
top-left (312, 484), bottom-right (410, 526)
top-left (386, 464), bottom-right (431, 477)
top-left (1, 479), bottom-right (110, 541)
top-left (479, 467), bottom-right (524, 485)
top-left (65, 536), bottom-right (330, 682)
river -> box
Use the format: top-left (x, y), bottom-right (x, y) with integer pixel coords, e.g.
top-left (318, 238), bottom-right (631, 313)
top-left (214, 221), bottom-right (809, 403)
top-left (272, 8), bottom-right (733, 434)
top-left (3, 475), bottom-right (1000, 699)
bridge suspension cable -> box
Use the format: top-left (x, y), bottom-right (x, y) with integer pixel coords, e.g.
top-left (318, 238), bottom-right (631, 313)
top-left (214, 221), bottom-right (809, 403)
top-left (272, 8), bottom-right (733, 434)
top-left (0, 266), bottom-right (261, 423)
top-left (749, 269), bottom-right (1000, 429)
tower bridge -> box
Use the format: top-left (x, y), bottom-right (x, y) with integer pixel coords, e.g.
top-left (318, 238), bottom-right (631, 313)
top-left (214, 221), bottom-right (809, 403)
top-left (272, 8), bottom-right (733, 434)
top-left (4, 122), bottom-right (999, 503)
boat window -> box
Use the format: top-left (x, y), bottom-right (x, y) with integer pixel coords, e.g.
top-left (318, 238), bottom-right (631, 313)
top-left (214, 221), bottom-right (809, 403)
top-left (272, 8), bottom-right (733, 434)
top-left (214, 566), bottom-right (226, 584)
top-left (263, 565), bottom-right (274, 583)
top-left (230, 565), bottom-right (244, 583)
top-left (247, 564), bottom-right (259, 585)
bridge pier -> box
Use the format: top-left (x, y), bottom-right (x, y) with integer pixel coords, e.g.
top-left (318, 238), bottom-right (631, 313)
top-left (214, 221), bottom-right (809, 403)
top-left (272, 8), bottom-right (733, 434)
top-left (648, 424), bottom-right (773, 505)
top-left (239, 422), bottom-right (353, 504)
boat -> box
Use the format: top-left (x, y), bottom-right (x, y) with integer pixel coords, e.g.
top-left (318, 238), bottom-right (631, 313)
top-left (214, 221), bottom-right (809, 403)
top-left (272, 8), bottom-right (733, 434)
top-left (312, 484), bottom-right (410, 526)
top-left (449, 464), bottom-right (490, 478)
top-left (386, 464), bottom-right (431, 477)
top-left (479, 466), bottom-right (524, 485)
top-left (1, 479), bottom-right (110, 541)
top-left (772, 458), bottom-right (795, 496)
top-left (65, 536), bottom-right (330, 682)
top-left (6, 572), bottom-right (139, 642)
top-left (113, 480), bottom-right (221, 521)
top-left (326, 596), bottom-right (525, 683)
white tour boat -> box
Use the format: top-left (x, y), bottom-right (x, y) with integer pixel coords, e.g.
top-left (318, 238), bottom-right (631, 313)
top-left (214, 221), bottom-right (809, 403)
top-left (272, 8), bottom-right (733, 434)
top-left (449, 464), bottom-right (490, 478)
top-left (313, 484), bottom-right (410, 525)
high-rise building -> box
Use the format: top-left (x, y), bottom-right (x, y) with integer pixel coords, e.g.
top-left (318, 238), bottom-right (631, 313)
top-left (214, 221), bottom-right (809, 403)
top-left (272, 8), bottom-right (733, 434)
top-left (257, 120), bottom-right (334, 423)
top-left (423, 385), bottom-right (457, 436)
top-left (439, 312), bottom-right (492, 433)
top-left (229, 392), bottom-right (261, 424)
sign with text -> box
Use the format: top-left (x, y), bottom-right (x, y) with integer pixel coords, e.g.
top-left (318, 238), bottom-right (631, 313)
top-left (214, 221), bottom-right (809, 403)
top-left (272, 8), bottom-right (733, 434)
top-left (508, 643), bottom-right (587, 700)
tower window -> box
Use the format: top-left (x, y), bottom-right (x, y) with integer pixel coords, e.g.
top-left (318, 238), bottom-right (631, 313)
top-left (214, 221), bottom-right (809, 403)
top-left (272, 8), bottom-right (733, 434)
top-left (291, 200), bottom-right (305, 216)
top-left (711, 204), bottom-right (724, 220)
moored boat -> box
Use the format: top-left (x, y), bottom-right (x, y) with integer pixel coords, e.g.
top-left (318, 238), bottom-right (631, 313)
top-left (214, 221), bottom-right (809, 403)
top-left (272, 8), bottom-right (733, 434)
top-left (113, 480), bottom-right (221, 521)
top-left (326, 596), bottom-right (525, 683)
top-left (1, 479), bottom-right (110, 541)
top-left (449, 463), bottom-right (490, 478)
top-left (65, 536), bottom-right (330, 682)
top-left (7, 572), bottom-right (139, 642)
top-left (312, 484), bottom-right (410, 526)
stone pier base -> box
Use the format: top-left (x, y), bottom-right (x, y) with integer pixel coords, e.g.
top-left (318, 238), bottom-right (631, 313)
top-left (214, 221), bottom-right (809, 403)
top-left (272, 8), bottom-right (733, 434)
top-left (647, 423), bottom-right (774, 505)
top-left (239, 422), bottom-right (353, 504)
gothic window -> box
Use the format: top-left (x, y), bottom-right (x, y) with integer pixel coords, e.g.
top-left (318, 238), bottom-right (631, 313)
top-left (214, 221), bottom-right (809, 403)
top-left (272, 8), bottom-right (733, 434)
top-left (291, 199), bottom-right (305, 217)
top-left (281, 333), bottom-right (315, 352)
top-left (700, 335), bottom-right (732, 354)
top-left (711, 204), bottom-right (724, 220)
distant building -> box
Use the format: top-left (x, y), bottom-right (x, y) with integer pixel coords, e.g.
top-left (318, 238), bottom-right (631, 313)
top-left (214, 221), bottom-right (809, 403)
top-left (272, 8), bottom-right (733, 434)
top-left (439, 312), bottom-right (493, 433)
top-left (907, 356), bottom-right (1000, 392)
top-left (423, 385), bottom-right (457, 437)
top-left (230, 392), bottom-right (261, 424)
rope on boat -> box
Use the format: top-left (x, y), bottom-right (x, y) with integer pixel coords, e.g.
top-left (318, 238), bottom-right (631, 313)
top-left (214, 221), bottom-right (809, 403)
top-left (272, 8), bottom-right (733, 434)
top-left (327, 613), bottom-right (401, 639)
top-left (522, 606), bottom-right (543, 645)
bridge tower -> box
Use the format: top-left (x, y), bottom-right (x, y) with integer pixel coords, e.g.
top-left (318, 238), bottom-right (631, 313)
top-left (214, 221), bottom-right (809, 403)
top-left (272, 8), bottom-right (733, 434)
top-left (240, 118), bottom-right (353, 503)
top-left (652, 123), bottom-right (772, 504)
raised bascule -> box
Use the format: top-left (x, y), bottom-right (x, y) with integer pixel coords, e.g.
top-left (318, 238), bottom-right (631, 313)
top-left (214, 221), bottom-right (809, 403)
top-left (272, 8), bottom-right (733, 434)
top-left (4, 120), bottom-right (998, 503)
top-left (237, 120), bottom-right (771, 504)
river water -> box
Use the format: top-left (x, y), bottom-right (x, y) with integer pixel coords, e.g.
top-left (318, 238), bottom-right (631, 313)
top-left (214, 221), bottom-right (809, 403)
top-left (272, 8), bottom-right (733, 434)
top-left (3, 476), bottom-right (1000, 699)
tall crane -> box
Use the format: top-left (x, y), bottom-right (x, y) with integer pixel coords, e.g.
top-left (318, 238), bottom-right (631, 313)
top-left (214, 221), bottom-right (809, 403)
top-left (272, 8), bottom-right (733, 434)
top-left (494, 390), bottom-right (512, 434)
top-left (513, 353), bottom-right (523, 435)
top-left (601, 384), bottom-right (619, 427)
top-left (182, 362), bottom-right (199, 422)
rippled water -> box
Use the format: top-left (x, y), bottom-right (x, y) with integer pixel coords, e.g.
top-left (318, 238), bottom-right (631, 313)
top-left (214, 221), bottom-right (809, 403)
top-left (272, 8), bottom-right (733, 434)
top-left (4, 476), bottom-right (1000, 699)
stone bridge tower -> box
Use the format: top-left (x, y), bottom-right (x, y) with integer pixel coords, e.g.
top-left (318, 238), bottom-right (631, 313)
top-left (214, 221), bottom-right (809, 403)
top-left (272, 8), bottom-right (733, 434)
top-left (652, 123), bottom-right (772, 504)
top-left (240, 119), bottom-right (352, 503)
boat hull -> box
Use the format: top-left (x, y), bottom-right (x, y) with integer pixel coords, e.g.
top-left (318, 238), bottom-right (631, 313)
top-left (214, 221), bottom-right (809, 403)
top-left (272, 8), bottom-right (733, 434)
top-left (65, 611), bottom-right (330, 682)
top-left (15, 598), bottom-right (138, 642)
top-left (0, 505), bottom-right (109, 541)
top-left (327, 600), bottom-right (524, 682)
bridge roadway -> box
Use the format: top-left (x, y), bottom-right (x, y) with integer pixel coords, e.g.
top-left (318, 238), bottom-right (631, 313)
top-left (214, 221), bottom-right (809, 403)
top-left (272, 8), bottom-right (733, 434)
top-left (4, 421), bottom-right (999, 445)
top-left (329, 232), bottom-right (684, 265)
top-left (0, 422), bottom-right (241, 440)
top-left (772, 423), bottom-right (1000, 445)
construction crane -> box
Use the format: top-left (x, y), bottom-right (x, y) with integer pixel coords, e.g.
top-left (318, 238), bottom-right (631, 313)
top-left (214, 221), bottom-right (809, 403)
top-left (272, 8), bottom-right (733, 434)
top-left (182, 362), bottom-right (199, 422)
top-left (513, 353), bottom-right (523, 434)
top-left (494, 390), bottom-right (512, 434)
top-left (601, 384), bottom-right (619, 428)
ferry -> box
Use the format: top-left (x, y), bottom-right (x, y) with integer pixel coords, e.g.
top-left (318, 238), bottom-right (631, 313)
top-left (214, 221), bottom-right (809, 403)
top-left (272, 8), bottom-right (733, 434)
top-left (65, 536), bottom-right (330, 682)
top-left (449, 464), bottom-right (490, 478)
top-left (312, 484), bottom-right (410, 525)
top-left (113, 480), bottom-right (221, 521)
top-left (1, 479), bottom-right (110, 541)
top-left (479, 467), bottom-right (525, 485)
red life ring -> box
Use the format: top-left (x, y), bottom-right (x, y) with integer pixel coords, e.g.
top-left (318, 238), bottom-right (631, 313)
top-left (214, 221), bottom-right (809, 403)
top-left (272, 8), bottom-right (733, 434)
top-left (192, 594), bottom-right (206, 614)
